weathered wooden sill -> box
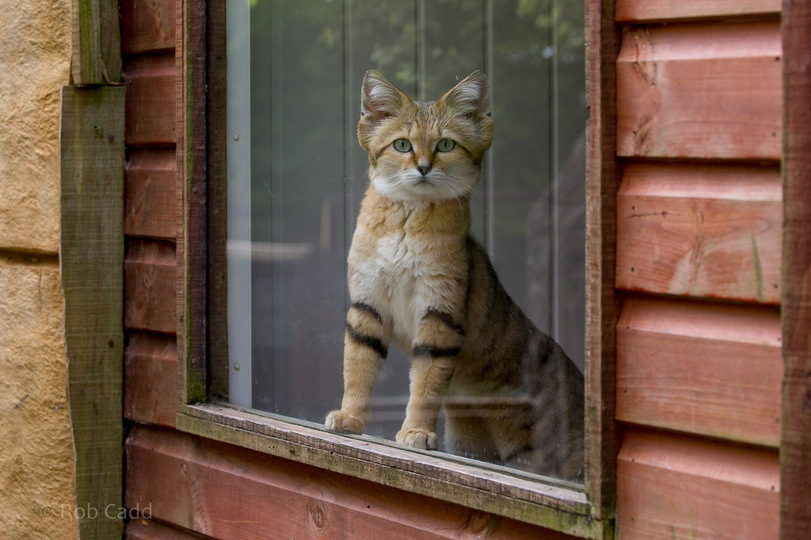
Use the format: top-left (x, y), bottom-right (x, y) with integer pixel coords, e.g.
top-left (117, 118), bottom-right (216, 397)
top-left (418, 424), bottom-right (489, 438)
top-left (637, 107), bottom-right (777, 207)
top-left (177, 403), bottom-right (606, 538)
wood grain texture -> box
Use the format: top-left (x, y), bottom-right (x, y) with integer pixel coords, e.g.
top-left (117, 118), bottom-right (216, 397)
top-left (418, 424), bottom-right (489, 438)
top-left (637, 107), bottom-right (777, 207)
top-left (126, 425), bottom-right (580, 540)
top-left (176, 0), bottom-right (208, 403)
top-left (584, 0), bottom-right (621, 524)
top-left (206, 0), bottom-right (229, 400)
top-left (617, 21), bottom-right (782, 160)
top-left (125, 149), bottom-right (177, 240)
top-left (124, 239), bottom-right (177, 334)
top-left (124, 53), bottom-right (176, 146)
top-left (617, 429), bottom-right (779, 539)
top-left (616, 163), bottom-right (782, 303)
top-left (780, 0), bottom-right (811, 535)
top-left (124, 331), bottom-right (178, 427)
top-left (126, 518), bottom-right (206, 540)
top-left (617, 297), bottom-right (782, 446)
top-left (122, 0), bottom-right (176, 54)
top-left (616, 0), bottom-right (781, 22)
top-left (71, 0), bottom-right (122, 84)
top-left (60, 85), bottom-right (125, 538)
top-left (176, 405), bottom-right (602, 535)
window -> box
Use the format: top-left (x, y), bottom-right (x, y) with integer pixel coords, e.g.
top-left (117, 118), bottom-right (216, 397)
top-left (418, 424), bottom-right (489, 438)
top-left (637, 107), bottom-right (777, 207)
top-left (179, 0), bottom-right (618, 534)
top-left (226, 0), bottom-right (586, 457)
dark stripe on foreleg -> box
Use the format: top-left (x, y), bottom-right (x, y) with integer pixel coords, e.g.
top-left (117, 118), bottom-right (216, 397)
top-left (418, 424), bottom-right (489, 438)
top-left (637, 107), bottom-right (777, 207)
top-left (346, 323), bottom-right (388, 359)
top-left (351, 302), bottom-right (383, 324)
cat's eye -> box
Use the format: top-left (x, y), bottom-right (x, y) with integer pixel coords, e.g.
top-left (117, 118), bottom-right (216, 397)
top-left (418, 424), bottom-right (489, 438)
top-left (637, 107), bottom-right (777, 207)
top-left (393, 138), bottom-right (412, 153)
top-left (436, 138), bottom-right (455, 152)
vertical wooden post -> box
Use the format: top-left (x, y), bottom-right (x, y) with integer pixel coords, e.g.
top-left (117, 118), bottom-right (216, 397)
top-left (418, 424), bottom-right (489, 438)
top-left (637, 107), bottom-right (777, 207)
top-left (64, 1), bottom-right (124, 536)
top-left (61, 85), bottom-right (125, 539)
top-left (177, 0), bottom-right (209, 403)
top-left (71, 0), bottom-right (122, 85)
top-left (780, 0), bottom-right (811, 536)
top-left (585, 0), bottom-right (620, 528)
top-left (206, 0), bottom-right (230, 399)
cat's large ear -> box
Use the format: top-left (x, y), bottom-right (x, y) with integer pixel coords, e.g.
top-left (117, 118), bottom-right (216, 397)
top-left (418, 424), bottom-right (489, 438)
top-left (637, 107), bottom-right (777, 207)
top-left (438, 70), bottom-right (491, 120)
top-left (360, 70), bottom-right (410, 122)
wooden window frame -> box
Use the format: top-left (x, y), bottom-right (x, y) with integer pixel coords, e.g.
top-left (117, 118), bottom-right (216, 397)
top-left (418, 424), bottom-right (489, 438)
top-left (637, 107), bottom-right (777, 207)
top-left (780, 0), bottom-right (811, 536)
top-left (173, 1), bottom-right (620, 537)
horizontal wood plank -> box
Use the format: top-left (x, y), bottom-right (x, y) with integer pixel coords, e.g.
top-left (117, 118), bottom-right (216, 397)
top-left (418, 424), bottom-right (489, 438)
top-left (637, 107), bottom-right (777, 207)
top-left (126, 149), bottom-right (176, 240)
top-left (175, 405), bottom-right (607, 537)
top-left (124, 54), bottom-right (175, 146)
top-left (617, 429), bottom-right (779, 539)
top-left (617, 22), bottom-right (782, 160)
top-left (122, 0), bottom-right (176, 55)
top-left (617, 297), bottom-right (782, 446)
top-left (124, 239), bottom-right (176, 334)
top-left (126, 426), bottom-right (579, 540)
top-left (616, 0), bottom-right (781, 22)
top-left (124, 331), bottom-right (178, 427)
top-left (126, 519), bottom-right (206, 539)
top-left (616, 163), bottom-right (782, 303)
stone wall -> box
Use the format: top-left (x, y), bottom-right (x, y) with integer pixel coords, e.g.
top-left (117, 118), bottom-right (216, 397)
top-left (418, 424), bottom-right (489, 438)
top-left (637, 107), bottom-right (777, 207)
top-left (0, 0), bottom-right (78, 538)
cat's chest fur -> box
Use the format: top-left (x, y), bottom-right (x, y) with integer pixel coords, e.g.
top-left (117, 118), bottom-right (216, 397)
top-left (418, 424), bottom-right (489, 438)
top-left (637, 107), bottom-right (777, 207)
top-left (368, 227), bottom-right (425, 344)
top-left (348, 188), bottom-right (468, 346)
top-left (374, 221), bottom-right (420, 274)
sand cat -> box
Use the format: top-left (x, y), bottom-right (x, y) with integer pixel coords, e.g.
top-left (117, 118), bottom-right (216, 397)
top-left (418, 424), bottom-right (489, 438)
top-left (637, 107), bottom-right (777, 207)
top-left (325, 70), bottom-right (584, 480)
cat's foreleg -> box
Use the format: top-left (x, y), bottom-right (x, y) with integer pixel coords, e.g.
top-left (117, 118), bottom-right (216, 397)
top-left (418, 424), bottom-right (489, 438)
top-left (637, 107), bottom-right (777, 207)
top-left (397, 308), bottom-right (465, 450)
top-left (325, 302), bottom-right (388, 435)
top-left (397, 356), bottom-right (455, 449)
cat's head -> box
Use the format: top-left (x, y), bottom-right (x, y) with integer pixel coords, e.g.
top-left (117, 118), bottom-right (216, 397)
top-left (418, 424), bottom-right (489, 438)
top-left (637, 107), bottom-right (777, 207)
top-left (358, 70), bottom-right (494, 202)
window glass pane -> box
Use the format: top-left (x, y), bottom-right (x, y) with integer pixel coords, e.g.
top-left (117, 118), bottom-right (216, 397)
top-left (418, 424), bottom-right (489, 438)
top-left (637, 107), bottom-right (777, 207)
top-left (227, 0), bottom-right (586, 481)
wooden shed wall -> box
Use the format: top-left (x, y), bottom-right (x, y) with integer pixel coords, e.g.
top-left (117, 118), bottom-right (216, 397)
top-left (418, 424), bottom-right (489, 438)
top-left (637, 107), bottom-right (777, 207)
top-left (612, 1), bottom-right (783, 537)
top-left (119, 2), bottom-right (579, 537)
top-left (118, 0), bottom-right (804, 538)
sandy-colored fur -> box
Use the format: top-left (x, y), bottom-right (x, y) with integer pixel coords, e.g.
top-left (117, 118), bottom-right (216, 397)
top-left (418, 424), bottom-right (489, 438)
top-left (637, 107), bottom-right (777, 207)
top-left (325, 71), bottom-right (584, 480)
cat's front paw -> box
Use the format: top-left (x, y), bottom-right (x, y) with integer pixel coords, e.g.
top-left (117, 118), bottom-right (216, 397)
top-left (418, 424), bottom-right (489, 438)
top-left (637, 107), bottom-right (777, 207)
top-left (396, 428), bottom-right (438, 450)
top-left (325, 410), bottom-right (364, 434)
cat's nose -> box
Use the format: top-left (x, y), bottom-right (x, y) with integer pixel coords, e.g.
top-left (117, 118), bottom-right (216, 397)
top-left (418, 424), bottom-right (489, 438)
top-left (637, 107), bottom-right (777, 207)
top-left (417, 163), bottom-right (431, 176)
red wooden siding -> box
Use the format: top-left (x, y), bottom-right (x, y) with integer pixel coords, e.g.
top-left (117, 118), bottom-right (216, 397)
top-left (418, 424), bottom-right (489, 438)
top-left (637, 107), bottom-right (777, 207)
top-left (124, 54), bottom-right (176, 147)
top-left (123, 0), bottom-right (179, 448)
top-left (613, 2), bottom-right (783, 538)
top-left (617, 297), bottom-right (782, 446)
top-left (617, 430), bottom-right (779, 538)
top-left (124, 331), bottom-right (178, 427)
top-left (615, 0), bottom-right (782, 22)
top-left (126, 426), bottom-right (576, 540)
top-left (122, 0), bottom-right (175, 55)
top-left (124, 239), bottom-right (176, 334)
top-left (616, 21), bottom-right (781, 161)
top-left (616, 164), bottom-right (782, 304)
top-left (127, 519), bottom-right (201, 539)
top-left (125, 150), bottom-right (176, 240)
